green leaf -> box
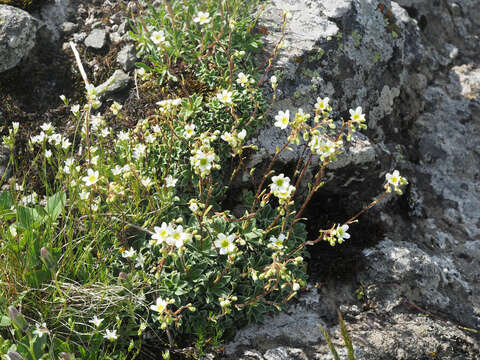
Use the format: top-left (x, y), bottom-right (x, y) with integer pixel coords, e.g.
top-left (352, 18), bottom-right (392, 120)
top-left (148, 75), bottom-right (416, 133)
top-left (17, 206), bottom-right (42, 230)
top-left (0, 315), bottom-right (11, 327)
top-left (45, 192), bottom-right (66, 221)
top-left (0, 191), bottom-right (13, 211)
top-left (318, 323), bottom-right (340, 360)
top-left (338, 311), bottom-right (355, 360)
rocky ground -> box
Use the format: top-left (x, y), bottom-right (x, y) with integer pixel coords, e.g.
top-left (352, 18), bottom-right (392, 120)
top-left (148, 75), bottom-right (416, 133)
top-left (1, 0), bottom-right (479, 359)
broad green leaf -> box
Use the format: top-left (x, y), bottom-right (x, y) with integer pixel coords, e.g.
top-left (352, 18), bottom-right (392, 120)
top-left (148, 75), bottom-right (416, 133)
top-left (0, 191), bottom-right (12, 211)
top-left (45, 192), bottom-right (66, 221)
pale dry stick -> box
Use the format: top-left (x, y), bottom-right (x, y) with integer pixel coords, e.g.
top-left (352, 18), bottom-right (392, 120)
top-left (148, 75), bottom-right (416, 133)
top-left (69, 42), bottom-right (90, 87)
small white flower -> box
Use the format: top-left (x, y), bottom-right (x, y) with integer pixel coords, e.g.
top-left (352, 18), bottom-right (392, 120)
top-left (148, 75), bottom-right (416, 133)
top-left (145, 133), bottom-right (156, 143)
top-left (165, 175), bottom-right (177, 188)
top-left (45, 150), bottom-right (52, 158)
top-left (135, 253), bottom-right (146, 268)
top-left (61, 137), bottom-right (71, 150)
top-left (112, 165), bottom-right (122, 176)
top-left (141, 177), bottom-right (154, 188)
top-left (82, 168), bottom-right (99, 186)
top-left (117, 130), bottom-right (130, 142)
top-left (236, 72), bottom-right (249, 87)
top-left (214, 233), bottom-right (236, 255)
top-left (89, 315), bottom-right (104, 327)
top-left (270, 75), bottom-right (278, 88)
top-left (71, 104), bottom-right (80, 115)
top-left (184, 124), bottom-right (196, 139)
top-left (110, 101), bottom-right (123, 115)
top-left (237, 129), bottom-right (247, 141)
top-left (349, 106), bottom-right (365, 124)
top-left (79, 191), bottom-right (90, 200)
top-left (122, 247), bottom-right (136, 258)
top-left (292, 282), bottom-right (300, 291)
top-left (314, 97), bottom-right (329, 112)
top-left (133, 143), bottom-right (147, 160)
top-left (59, 94), bottom-right (67, 103)
top-left (333, 224), bottom-right (350, 244)
top-left (40, 122), bottom-right (54, 133)
top-left (151, 297), bottom-right (168, 313)
top-left (269, 233), bottom-right (286, 250)
top-left (151, 222), bottom-right (172, 246)
top-left (274, 110), bottom-right (290, 129)
top-left (33, 323), bottom-right (49, 338)
top-left (193, 11), bottom-right (211, 25)
top-left (12, 122), bottom-right (19, 132)
top-left (217, 89), bottom-right (233, 105)
top-left (100, 128), bottom-right (110, 138)
top-left (386, 170), bottom-right (401, 187)
top-left (104, 329), bottom-right (118, 341)
top-left (150, 30), bottom-right (166, 45)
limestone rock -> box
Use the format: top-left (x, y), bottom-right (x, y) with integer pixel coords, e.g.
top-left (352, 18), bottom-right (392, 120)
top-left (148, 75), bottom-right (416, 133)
top-left (117, 45), bottom-right (136, 72)
top-left (84, 28), bottom-right (107, 49)
top-left (0, 5), bottom-right (37, 73)
top-left (95, 69), bottom-right (130, 99)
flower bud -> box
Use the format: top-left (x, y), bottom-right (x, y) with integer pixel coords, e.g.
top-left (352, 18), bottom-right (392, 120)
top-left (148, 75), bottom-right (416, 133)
top-left (8, 306), bottom-right (27, 332)
top-left (40, 247), bottom-right (56, 270)
top-left (59, 353), bottom-right (74, 360)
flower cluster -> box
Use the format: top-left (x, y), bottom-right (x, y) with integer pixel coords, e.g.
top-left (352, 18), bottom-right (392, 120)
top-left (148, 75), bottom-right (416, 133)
top-left (384, 170), bottom-right (408, 194)
top-left (309, 132), bottom-right (342, 161)
top-left (221, 129), bottom-right (246, 154)
top-left (190, 132), bottom-right (220, 177)
top-left (270, 174), bottom-right (295, 204)
top-left (151, 221), bottom-right (192, 249)
top-left (326, 224), bottom-right (351, 246)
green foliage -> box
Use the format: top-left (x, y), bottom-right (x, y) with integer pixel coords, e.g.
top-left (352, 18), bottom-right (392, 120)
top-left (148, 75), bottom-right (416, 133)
top-left (0, 0), bottom-right (407, 358)
top-left (319, 311), bottom-right (356, 360)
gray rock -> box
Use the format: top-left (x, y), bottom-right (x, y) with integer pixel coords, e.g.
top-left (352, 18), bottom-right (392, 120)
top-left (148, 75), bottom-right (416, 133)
top-left (84, 28), bottom-right (107, 49)
top-left (117, 45), bottom-right (136, 72)
top-left (95, 69), bottom-right (130, 99)
top-left (0, 5), bottom-right (37, 73)
top-left (60, 21), bottom-right (78, 35)
top-left (73, 32), bottom-right (87, 43)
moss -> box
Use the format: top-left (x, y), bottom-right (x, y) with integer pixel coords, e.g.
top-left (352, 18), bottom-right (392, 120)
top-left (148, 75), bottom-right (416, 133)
top-left (0, 0), bottom-right (52, 11)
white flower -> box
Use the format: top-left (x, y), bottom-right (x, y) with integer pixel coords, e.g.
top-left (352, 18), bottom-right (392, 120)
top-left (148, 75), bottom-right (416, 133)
top-left (165, 224), bottom-right (189, 248)
top-left (270, 75), bottom-right (278, 88)
top-left (122, 247), bottom-right (136, 258)
top-left (40, 122), bottom-right (54, 133)
top-left (48, 133), bottom-right (62, 146)
top-left (135, 253), bottom-right (145, 268)
top-left (104, 329), bottom-right (118, 341)
top-left (89, 315), bottom-right (104, 327)
top-left (269, 233), bottom-right (286, 250)
top-left (385, 170), bottom-right (408, 194)
top-left (112, 165), bottom-right (122, 176)
top-left (59, 94), bottom-right (67, 103)
top-left (79, 190), bottom-right (90, 200)
top-left (150, 297), bottom-right (168, 313)
top-left (314, 97), bottom-right (329, 112)
top-left (100, 128), bottom-right (110, 138)
top-left (150, 30), bottom-right (166, 45)
top-left (33, 323), bottom-right (49, 338)
top-left (141, 177), bottom-right (154, 188)
top-left (110, 101), bottom-right (123, 115)
top-left (237, 129), bottom-right (247, 141)
top-left (236, 72), bottom-right (249, 87)
top-left (221, 131), bottom-right (233, 143)
top-left (183, 123), bottom-right (196, 139)
top-left (274, 110), bottom-right (290, 129)
top-left (332, 224), bottom-right (350, 244)
top-left (386, 170), bottom-right (401, 187)
top-left (292, 282), bottom-right (300, 291)
top-left (193, 11), bottom-right (211, 25)
top-left (12, 122), bottom-right (19, 132)
top-left (349, 106), bottom-right (365, 124)
top-left (214, 233), bottom-right (236, 255)
top-left (192, 150), bottom-right (215, 176)
top-left (82, 168), bottom-right (99, 186)
top-left (189, 200), bottom-right (199, 213)
top-left (165, 175), bottom-right (177, 188)
top-left (145, 133), bottom-right (156, 143)
top-left (71, 104), bottom-right (80, 116)
top-left (117, 130), bottom-right (130, 142)
top-left (61, 137), bottom-right (71, 149)
top-left (133, 143), bottom-right (147, 160)
top-left (45, 150), bottom-right (52, 158)
top-left (270, 174), bottom-right (289, 194)
top-left (151, 222), bottom-right (172, 246)
top-left (217, 89), bottom-right (233, 105)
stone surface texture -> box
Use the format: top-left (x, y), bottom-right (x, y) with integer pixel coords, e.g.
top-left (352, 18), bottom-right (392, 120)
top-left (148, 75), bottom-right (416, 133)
top-left (0, 5), bottom-right (37, 73)
top-left (226, 0), bottom-right (480, 358)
